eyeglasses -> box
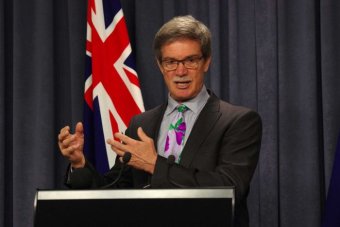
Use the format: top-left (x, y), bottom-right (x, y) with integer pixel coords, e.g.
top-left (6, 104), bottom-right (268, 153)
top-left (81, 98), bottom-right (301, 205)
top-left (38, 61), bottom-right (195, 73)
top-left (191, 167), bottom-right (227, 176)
top-left (161, 56), bottom-right (204, 71)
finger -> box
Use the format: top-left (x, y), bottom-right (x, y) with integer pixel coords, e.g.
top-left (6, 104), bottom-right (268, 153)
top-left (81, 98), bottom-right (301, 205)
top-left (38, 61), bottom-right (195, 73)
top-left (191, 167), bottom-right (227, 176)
top-left (58, 132), bottom-right (71, 146)
top-left (75, 122), bottom-right (84, 135)
top-left (61, 134), bottom-right (75, 146)
top-left (61, 134), bottom-right (80, 149)
top-left (58, 132), bottom-right (68, 143)
top-left (60, 125), bottom-right (70, 134)
top-left (107, 138), bottom-right (126, 156)
top-left (114, 132), bottom-right (136, 145)
top-left (137, 127), bottom-right (152, 142)
top-left (61, 144), bottom-right (78, 156)
top-left (112, 146), bottom-right (125, 157)
top-left (58, 127), bottom-right (70, 141)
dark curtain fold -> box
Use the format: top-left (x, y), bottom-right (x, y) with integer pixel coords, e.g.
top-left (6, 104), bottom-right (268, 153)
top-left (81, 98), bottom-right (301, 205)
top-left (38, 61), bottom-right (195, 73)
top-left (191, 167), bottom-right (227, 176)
top-left (0, 0), bottom-right (5, 224)
top-left (276, 1), bottom-right (323, 225)
top-left (1, 0), bottom-right (13, 226)
top-left (1, 0), bottom-right (339, 227)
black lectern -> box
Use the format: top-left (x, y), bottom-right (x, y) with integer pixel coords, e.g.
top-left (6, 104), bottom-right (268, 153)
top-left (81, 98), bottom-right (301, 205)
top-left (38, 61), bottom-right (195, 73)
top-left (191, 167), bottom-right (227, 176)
top-left (34, 188), bottom-right (234, 227)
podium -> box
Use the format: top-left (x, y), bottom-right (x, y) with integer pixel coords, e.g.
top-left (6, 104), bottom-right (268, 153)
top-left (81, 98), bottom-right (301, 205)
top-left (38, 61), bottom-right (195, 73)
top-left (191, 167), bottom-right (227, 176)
top-left (34, 188), bottom-right (234, 227)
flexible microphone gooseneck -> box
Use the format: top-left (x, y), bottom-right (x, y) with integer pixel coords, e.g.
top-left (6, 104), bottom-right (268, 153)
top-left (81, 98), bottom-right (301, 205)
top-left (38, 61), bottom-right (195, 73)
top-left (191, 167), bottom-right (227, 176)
top-left (167, 155), bottom-right (188, 188)
top-left (101, 152), bottom-right (132, 189)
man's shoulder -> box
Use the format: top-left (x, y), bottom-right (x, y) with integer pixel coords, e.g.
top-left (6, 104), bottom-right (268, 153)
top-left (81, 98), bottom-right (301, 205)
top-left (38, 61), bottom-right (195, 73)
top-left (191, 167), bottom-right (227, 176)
top-left (219, 99), bottom-right (252, 113)
top-left (208, 90), bottom-right (255, 113)
top-left (212, 96), bottom-right (261, 121)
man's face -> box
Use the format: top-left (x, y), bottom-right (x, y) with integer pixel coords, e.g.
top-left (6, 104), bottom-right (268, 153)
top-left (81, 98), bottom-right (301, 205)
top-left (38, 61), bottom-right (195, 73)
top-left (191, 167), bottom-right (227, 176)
top-left (158, 39), bottom-right (211, 102)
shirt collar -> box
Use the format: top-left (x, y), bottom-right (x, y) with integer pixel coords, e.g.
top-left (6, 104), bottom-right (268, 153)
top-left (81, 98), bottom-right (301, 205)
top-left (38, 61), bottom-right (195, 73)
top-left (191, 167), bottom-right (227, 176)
top-left (165, 85), bottom-right (210, 115)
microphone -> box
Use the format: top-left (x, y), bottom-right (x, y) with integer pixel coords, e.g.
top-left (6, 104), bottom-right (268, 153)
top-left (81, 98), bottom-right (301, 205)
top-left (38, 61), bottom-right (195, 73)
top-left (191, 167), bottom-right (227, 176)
top-left (167, 155), bottom-right (188, 188)
top-left (101, 152), bottom-right (132, 189)
top-left (70, 167), bottom-right (93, 189)
top-left (167, 155), bottom-right (176, 166)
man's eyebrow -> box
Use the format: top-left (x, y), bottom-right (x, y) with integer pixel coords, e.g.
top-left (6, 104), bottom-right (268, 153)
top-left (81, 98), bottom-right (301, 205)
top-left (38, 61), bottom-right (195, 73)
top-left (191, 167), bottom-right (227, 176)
top-left (162, 54), bottom-right (201, 61)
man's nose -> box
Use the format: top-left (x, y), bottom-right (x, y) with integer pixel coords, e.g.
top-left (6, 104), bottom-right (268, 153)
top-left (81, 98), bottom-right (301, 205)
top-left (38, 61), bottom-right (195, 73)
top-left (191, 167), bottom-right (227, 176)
top-left (175, 62), bottom-right (188, 76)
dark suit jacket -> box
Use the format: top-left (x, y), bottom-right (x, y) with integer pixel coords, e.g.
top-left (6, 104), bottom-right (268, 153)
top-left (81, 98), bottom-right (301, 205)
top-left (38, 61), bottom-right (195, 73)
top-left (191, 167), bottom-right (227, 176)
top-left (71, 91), bottom-right (262, 227)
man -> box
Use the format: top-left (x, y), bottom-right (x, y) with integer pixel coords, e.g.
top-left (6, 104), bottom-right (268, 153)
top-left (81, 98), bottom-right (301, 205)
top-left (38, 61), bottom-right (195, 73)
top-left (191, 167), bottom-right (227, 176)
top-left (58, 15), bottom-right (262, 227)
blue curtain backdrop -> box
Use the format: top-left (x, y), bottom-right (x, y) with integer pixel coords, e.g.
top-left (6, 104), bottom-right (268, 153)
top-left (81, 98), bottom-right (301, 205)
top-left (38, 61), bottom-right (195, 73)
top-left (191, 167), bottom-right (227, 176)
top-left (1, 0), bottom-right (340, 227)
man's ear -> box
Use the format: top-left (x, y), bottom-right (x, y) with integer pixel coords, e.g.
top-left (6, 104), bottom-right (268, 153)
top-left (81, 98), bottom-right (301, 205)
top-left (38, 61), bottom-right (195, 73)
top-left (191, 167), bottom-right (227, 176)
top-left (203, 56), bottom-right (212, 73)
top-left (156, 58), bottom-right (165, 74)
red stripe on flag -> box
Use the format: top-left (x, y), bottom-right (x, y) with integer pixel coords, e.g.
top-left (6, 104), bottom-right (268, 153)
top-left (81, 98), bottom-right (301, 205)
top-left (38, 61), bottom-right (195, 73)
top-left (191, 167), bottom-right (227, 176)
top-left (124, 68), bottom-right (140, 87)
top-left (84, 85), bottom-right (93, 109)
top-left (86, 40), bottom-right (92, 54)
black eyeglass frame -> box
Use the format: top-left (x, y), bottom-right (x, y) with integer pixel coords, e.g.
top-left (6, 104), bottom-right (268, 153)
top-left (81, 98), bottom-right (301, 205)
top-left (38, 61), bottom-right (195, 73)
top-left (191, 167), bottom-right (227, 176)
top-left (161, 55), bottom-right (204, 71)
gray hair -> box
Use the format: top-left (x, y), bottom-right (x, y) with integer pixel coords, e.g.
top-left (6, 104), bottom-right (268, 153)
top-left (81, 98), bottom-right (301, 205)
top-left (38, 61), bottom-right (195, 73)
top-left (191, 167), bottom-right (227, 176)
top-left (153, 15), bottom-right (211, 62)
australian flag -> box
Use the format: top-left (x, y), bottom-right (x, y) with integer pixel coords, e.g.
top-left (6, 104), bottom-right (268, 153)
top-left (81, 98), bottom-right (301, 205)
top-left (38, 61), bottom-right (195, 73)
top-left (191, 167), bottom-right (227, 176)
top-left (83, 0), bottom-right (144, 174)
top-left (322, 132), bottom-right (340, 227)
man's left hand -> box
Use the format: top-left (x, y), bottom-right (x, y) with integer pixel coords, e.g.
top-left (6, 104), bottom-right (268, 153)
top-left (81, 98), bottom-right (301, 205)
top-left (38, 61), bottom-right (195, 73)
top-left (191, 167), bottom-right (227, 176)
top-left (106, 127), bottom-right (157, 174)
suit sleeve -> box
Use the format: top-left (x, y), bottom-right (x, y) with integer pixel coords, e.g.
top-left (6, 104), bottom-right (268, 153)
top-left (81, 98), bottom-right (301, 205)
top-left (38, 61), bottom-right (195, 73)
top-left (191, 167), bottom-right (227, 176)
top-left (64, 157), bottom-right (134, 189)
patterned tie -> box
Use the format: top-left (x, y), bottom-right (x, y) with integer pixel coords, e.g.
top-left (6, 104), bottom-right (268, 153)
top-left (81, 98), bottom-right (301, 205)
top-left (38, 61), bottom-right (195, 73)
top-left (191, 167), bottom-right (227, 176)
top-left (164, 104), bottom-right (188, 163)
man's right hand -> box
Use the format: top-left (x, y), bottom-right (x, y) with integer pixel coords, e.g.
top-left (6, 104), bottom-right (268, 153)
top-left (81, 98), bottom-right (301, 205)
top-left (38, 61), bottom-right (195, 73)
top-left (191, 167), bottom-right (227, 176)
top-left (58, 122), bottom-right (85, 168)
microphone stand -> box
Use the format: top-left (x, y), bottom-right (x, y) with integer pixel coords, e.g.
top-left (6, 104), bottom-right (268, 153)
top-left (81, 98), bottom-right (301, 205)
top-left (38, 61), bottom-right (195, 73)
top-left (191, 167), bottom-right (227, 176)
top-left (101, 152), bottom-right (132, 189)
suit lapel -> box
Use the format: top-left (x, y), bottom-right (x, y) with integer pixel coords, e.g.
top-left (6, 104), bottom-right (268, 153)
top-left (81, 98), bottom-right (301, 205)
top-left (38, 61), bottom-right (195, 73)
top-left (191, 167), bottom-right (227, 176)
top-left (147, 104), bottom-right (167, 144)
top-left (179, 94), bottom-right (221, 167)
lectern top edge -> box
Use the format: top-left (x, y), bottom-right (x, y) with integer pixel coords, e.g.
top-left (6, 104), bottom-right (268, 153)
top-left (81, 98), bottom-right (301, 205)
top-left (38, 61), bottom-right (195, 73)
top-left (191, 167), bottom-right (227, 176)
top-left (36, 187), bottom-right (235, 200)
